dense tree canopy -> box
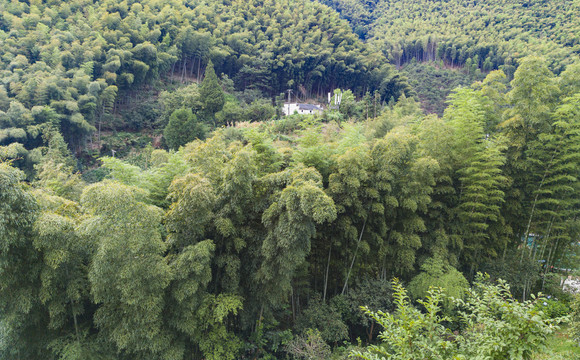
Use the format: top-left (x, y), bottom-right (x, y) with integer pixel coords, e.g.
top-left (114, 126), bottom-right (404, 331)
top-left (0, 0), bottom-right (579, 356)
top-left (0, 54), bottom-right (578, 359)
top-left (0, 0), bottom-right (413, 166)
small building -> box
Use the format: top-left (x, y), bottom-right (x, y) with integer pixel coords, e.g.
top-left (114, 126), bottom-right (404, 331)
top-left (283, 103), bottom-right (323, 116)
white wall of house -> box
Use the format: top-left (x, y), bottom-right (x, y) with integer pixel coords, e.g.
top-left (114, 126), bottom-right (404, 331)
top-left (283, 103), bottom-right (323, 116)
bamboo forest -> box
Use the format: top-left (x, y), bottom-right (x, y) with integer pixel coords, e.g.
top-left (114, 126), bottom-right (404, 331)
top-left (0, 0), bottom-right (579, 358)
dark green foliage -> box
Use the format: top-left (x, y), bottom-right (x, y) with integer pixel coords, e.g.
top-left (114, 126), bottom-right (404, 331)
top-left (164, 108), bottom-right (207, 150)
top-left (295, 296), bottom-right (349, 343)
top-left (0, 0), bottom-right (412, 166)
top-left (535, 299), bottom-right (571, 319)
top-left (402, 61), bottom-right (484, 115)
top-left (0, 45), bottom-right (579, 360)
top-left (572, 295), bottom-right (580, 346)
top-left (200, 61), bottom-right (225, 118)
top-left (80, 182), bottom-right (172, 357)
top-left (480, 250), bottom-right (542, 301)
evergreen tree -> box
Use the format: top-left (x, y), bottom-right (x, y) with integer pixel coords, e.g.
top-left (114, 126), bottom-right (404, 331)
top-left (200, 60), bottom-right (225, 120)
top-left (164, 108), bottom-right (206, 150)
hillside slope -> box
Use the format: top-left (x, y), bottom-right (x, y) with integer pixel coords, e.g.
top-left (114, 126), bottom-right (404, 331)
top-left (0, 0), bottom-right (410, 162)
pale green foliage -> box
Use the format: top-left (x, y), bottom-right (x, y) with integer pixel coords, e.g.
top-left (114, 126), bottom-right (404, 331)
top-left (35, 130), bottom-right (84, 201)
top-left (196, 294), bottom-right (244, 360)
top-left (337, 89), bottom-right (359, 119)
top-left (370, 94), bottom-right (424, 138)
top-left (293, 119), bottom-right (335, 180)
top-left (370, 127), bottom-right (439, 275)
top-left (100, 156), bottom-right (143, 186)
top-left (503, 56), bottom-right (560, 144)
top-left (558, 63), bottom-right (580, 98)
top-left (456, 274), bottom-right (563, 359)
top-left (474, 70), bottom-right (508, 133)
top-left (285, 329), bottom-right (332, 360)
top-left (80, 181), bottom-right (172, 356)
top-left (351, 279), bottom-right (455, 360)
top-left (524, 93), bottom-right (580, 245)
top-left (259, 167), bottom-right (337, 302)
top-left (100, 152), bottom-right (190, 208)
top-left (0, 163), bottom-right (42, 357)
top-left (166, 174), bottom-right (216, 248)
top-left (143, 150), bottom-right (189, 208)
top-left (0, 142), bottom-right (28, 160)
top-left (166, 240), bottom-right (215, 335)
top-left (408, 256), bottom-right (468, 310)
top-left (444, 87), bottom-right (508, 267)
top-left (158, 83), bottom-right (202, 127)
top-left (33, 212), bottom-right (87, 330)
top-left (352, 276), bottom-right (564, 360)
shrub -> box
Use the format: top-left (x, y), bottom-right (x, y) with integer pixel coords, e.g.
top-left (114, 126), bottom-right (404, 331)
top-left (351, 274), bottom-right (565, 360)
top-left (163, 108), bottom-right (207, 150)
top-left (285, 329), bottom-right (331, 360)
top-left (536, 299), bottom-right (571, 319)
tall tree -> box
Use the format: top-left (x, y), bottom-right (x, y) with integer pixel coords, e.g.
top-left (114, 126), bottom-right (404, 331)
top-left (0, 163), bottom-right (44, 358)
top-left (200, 60), bottom-right (225, 121)
top-left (79, 181), bottom-right (173, 358)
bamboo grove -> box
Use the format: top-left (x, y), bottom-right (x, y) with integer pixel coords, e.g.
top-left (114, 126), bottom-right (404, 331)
top-left (324, 0), bottom-right (580, 73)
top-left (0, 0), bottom-right (412, 163)
top-left (1, 55), bottom-right (579, 359)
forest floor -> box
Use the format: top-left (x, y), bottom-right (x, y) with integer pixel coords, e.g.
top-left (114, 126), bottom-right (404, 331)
top-left (532, 326), bottom-right (580, 359)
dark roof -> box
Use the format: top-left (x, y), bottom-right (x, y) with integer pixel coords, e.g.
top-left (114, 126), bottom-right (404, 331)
top-left (297, 103), bottom-right (322, 111)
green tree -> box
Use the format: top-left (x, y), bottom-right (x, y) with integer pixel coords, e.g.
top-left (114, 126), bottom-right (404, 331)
top-left (445, 88), bottom-right (508, 273)
top-left (408, 255), bottom-right (468, 310)
top-left (571, 295), bottom-right (580, 346)
top-left (258, 167), bottom-right (337, 304)
top-left (164, 108), bottom-right (206, 150)
top-left (0, 163), bottom-right (43, 358)
top-left (352, 275), bottom-right (563, 360)
top-left (79, 181), bottom-right (173, 358)
top-left (200, 60), bottom-right (225, 121)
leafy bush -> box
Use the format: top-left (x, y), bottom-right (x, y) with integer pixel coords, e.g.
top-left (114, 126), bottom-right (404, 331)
top-left (331, 278), bottom-right (393, 341)
top-left (536, 299), bottom-right (571, 319)
top-left (351, 274), bottom-right (566, 360)
top-left (457, 275), bottom-right (565, 359)
top-left (351, 279), bottom-right (454, 360)
top-left (271, 115), bottom-right (304, 134)
top-left (295, 296), bottom-right (349, 344)
top-left (408, 255), bottom-right (468, 311)
top-left (285, 329), bottom-right (331, 360)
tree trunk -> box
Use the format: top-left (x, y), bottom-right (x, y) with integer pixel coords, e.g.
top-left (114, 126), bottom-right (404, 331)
top-left (323, 243), bottom-right (332, 303)
top-left (181, 58), bottom-right (187, 83)
top-left (197, 57), bottom-right (202, 84)
top-left (342, 217), bottom-right (368, 295)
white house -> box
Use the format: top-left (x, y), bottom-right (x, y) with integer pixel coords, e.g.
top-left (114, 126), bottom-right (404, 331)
top-left (283, 103), bottom-right (323, 116)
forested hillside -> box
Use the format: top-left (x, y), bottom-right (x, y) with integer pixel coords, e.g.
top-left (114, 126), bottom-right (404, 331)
top-left (1, 0), bottom-right (580, 358)
top-left (325, 0), bottom-right (580, 72)
top-left (1, 54), bottom-right (580, 358)
top-left (0, 0), bottom-right (410, 168)
top-left (322, 0), bottom-right (580, 112)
